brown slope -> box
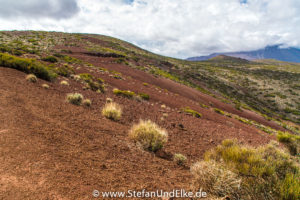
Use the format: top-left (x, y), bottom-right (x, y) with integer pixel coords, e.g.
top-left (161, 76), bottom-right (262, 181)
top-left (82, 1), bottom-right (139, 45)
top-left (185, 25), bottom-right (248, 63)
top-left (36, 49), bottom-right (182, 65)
top-left (0, 62), bottom-right (273, 200)
top-left (68, 47), bottom-right (284, 131)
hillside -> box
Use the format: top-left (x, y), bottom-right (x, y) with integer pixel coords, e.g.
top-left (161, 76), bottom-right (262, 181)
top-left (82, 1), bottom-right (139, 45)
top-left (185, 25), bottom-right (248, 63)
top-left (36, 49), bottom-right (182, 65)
top-left (0, 31), bottom-right (299, 199)
top-left (187, 45), bottom-right (300, 63)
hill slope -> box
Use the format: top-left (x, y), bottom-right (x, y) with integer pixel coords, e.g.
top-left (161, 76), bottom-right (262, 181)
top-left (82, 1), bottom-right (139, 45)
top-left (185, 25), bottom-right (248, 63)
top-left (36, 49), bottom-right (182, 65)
top-left (0, 31), bottom-right (299, 199)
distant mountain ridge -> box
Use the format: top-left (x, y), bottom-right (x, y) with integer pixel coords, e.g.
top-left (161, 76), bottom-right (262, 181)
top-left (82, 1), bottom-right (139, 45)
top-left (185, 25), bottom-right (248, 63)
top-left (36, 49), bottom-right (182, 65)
top-left (187, 45), bottom-right (300, 63)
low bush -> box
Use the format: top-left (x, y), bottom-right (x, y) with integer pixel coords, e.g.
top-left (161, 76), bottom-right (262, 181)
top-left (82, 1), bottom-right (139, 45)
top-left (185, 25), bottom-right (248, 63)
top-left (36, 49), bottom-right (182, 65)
top-left (70, 74), bottom-right (80, 81)
top-left (113, 88), bottom-right (136, 98)
top-left (83, 99), bottom-right (92, 107)
top-left (113, 74), bottom-right (122, 79)
top-left (193, 139), bottom-right (300, 200)
top-left (234, 102), bottom-right (241, 110)
top-left (138, 93), bottom-right (150, 100)
top-left (60, 80), bottom-right (69, 86)
top-left (284, 107), bottom-right (300, 115)
top-left (53, 53), bottom-right (64, 58)
top-left (128, 120), bottom-right (168, 152)
top-left (200, 103), bottom-right (209, 108)
top-left (42, 83), bottom-right (49, 89)
top-left (173, 153), bottom-right (187, 165)
top-left (62, 55), bottom-right (81, 64)
top-left (102, 102), bottom-right (122, 120)
top-left (214, 108), bottom-right (225, 115)
top-left (191, 160), bottom-right (241, 198)
top-left (106, 98), bottom-right (113, 103)
top-left (61, 49), bottom-right (73, 54)
top-left (67, 93), bottom-right (83, 105)
top-left (0, 53), bottom-right (56, 81)
top-left (79, 73), bottom-right (93, 82)
top-left (277, 132), bottom-right (300, 156)
top-left (55, 65), bottom-right (74, 77)
top-left (42, 56), bottom-right (58, 63)
top-left (97, 78), bottom-right (104, 84)
top-left (182, 107), bottom-right (202, 118)
top-left (79, 73), bottom-right (105, 92)
top-left (86, 81), bottom-right (105, 92)
top-left (26, 74), bottom-right (37, 83)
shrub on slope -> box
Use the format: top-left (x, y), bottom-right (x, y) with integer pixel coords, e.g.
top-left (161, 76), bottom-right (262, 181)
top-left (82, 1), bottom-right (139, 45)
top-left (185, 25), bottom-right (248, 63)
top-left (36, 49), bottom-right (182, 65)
top-left (191, 140), bottom-right (300, 200)
top-left (0, 53), bottom-right (56, 81)
top-left (129, 120), bottom-right (168, 152)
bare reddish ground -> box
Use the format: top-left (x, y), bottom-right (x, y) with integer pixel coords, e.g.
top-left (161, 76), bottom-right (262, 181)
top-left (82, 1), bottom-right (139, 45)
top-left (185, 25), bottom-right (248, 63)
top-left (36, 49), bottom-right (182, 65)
top-left (0, 46), bottom-right (277, 199)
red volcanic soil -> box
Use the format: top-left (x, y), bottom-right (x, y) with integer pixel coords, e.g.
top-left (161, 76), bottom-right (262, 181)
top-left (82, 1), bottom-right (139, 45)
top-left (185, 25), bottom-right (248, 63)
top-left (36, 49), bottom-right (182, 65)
top-left (0, 47), bottom-right (276, 199)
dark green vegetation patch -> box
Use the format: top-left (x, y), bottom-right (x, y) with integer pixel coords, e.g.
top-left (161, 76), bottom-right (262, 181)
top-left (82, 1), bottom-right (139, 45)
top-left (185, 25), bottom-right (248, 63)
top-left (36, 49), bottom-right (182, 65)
top-left (0, 53), bottom-right (56, 81)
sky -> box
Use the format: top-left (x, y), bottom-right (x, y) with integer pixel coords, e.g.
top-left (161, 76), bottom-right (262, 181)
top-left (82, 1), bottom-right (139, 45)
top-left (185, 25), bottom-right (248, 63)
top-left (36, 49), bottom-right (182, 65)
top-left (0, 0), bottom-right (299, 59)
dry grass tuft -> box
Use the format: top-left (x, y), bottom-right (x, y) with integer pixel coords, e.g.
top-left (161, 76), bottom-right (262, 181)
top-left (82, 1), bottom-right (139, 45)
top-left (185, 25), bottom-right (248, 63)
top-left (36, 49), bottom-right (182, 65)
top-left (26, 74), bottom-right (37, 83)
top-left (192, 139), bottom-right (300, 200)
top-left (106, 98), bottom-right (113, 103)
top-left (60, 80), bottom-right (69, 86)
top-left (66, 93), bottom-right (83, 105)
top-left (128, 120), bottom-right (168, 152)
top-left (102, 102), bottom-right (122, 121)
top-left (83, 99), bottom-right (92, 107)
top-left (42, 84), bottom-right (49, 89)
top-left (191, 160), bottom-right (241, 199)
top-left (173, 153), bottom-right (187, 165)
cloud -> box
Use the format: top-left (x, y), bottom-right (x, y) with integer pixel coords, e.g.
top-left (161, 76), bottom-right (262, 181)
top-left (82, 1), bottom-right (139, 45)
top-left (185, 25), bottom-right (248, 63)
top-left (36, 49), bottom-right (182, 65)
top-left (0, 0), bottom-right (300, 58)
top-left (0, 0), bottom-right (79, 19)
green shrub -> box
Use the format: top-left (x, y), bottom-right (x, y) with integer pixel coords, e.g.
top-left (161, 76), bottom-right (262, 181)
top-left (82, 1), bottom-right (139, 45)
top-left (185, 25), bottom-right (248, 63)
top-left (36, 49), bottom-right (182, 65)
top-left (284, 108), bottom-right (300, 115)
top-left (214, 108), bottom-right (225, 115)
top-left (128, 120), bottom-right (168, 152)
top-left (87, 81), bottom-right (105, 92)
top-left (280, 173), bottom-right (300, 200)
top-left (61, 49), bottom-right (73, 54)
top-left (67, 93), bottom-right (83, 105)
top-left (234, 102), bottom-right (241, 110)
top-left (200, 103), bottom-right (209, 108)
top-left (97, 78), bottom-right (104, 83)
top-left (53, 53), bottom-right (64, 58)
top-left (182, 107), bottom-right (202, 118)
top-left (264, 93), bottom-right (276, 98)
top-left (113, 88), bottom-right (136, 98)
top-left (173, 153), bottom-right (187, 165)
top-left (113, 74), bottom-right (123, 79)
top-left (62, 55), bottom-right (81, 64)
top-left (42, 56), bottom-right (58, 63)
top-left (79, 73), bottom-right (93, 82)
top-left (26, 74), bottom-right (37, 83)
top-left (79, 73), bottom-right (105, 92)
top-left (199, 139), bottom-right (300, 200)
top-left (0, 53), bottom-right (56, 81)
top-left (138, 93), bottom-right (150, 100)
top-left (102, 102), bottom-right (122, 120)
top-left (27, 38), bottom-right (37, 43)
top-left (56, 65), bottom-right (74, 77)
top-left (277, 132), bottom-right (300, 156)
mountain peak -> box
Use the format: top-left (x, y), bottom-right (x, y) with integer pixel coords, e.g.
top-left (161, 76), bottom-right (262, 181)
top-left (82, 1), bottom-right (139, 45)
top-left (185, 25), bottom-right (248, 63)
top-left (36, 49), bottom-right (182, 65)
top-left (187, 45), bottom-right (300, 63)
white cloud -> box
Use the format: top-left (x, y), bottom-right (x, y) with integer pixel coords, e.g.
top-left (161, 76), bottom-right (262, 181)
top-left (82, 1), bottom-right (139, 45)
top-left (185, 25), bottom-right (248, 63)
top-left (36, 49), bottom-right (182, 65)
top-left (0, 0), bottom-right (79, 19)
top-left (0, 0), bottom-right (299, 58)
